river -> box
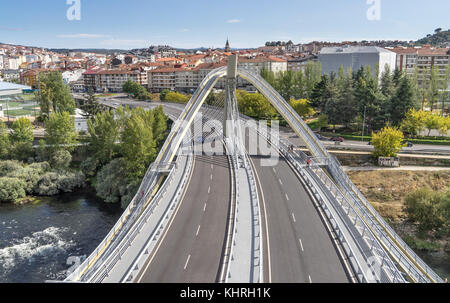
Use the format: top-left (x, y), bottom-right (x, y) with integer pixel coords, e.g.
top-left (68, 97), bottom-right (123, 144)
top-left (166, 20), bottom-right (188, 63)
top-left (0, 190), bottom-right (121, 283)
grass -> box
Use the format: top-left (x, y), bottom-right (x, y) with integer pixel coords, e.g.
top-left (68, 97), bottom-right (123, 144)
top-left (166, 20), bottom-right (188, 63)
top-left (403, 235), bottom-right (441, 252)
top-left (5, 109), bottom-right (40, 117)
top-left (321, 132), bottom-right (450, 146)
top-left (347, 170), bottom-right (450, 222)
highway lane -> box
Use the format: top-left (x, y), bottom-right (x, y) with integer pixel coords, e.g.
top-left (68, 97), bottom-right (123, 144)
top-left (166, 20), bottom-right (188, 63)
top-left (247, 132), bottom-right (350, 283)
top-left (137, 154), bottom-right (231, 283)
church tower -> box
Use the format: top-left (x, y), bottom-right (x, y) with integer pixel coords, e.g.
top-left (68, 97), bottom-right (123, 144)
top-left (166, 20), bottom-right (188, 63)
top-left (225, 38), bottom-right (230, 52)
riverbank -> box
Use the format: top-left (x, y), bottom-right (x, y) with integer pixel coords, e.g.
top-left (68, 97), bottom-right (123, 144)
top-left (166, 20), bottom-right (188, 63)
top-left (347, 169), bottom-right (449, 279)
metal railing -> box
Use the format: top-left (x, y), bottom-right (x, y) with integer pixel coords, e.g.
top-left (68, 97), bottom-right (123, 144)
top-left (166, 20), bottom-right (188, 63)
top-left (250, 124), bottom-right (403, 282)
top-left (327, 157), bottom-right (443, 283)
top-left (122, 143), bottom-right (195, 283)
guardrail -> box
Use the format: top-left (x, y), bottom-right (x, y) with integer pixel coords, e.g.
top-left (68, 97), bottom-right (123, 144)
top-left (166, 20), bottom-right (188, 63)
top-left (223, 86), bottom-right (263, 283)
top-left (122, 143), bottom-right (195, 282)
top-left (249, 124), bottom-right (398, 282)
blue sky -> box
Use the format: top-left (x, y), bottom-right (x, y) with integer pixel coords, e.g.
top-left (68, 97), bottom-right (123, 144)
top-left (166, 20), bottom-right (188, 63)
top-left (0, 0), bottom-right (448, 49)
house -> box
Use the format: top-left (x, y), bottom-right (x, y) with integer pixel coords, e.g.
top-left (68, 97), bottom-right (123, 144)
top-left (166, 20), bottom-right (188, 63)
top-left (74, 108), bottom-right (88, 133)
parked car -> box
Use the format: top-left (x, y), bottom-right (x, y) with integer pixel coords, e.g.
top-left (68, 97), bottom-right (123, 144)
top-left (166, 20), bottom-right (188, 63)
top-left (314, 133), bottom-right (328, 141)
top-left (330, 136), bottom-right (345, 142)
top-left (402, 141), bottom-right (414, 147)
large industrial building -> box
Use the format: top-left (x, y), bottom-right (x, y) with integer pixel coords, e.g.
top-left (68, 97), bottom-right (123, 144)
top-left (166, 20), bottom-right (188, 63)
top-left (318, 46), bottom-right (397, 77)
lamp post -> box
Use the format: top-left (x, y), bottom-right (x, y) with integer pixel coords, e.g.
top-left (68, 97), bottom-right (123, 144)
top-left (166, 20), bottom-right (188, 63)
top-left (361, 105), bottom-right (366, 143)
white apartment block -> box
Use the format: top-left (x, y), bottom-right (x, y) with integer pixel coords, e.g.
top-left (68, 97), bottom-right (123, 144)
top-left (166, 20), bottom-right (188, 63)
top-left (319, 46), bottom-right (396, 78)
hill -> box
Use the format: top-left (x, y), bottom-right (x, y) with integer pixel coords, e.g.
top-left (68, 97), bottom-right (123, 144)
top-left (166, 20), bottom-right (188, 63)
top-left (416, 29), bottom-right (450, 46)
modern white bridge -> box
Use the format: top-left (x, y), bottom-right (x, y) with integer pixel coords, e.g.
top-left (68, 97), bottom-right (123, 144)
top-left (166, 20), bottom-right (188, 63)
top-left (64, 55), bottom-right (443, 284)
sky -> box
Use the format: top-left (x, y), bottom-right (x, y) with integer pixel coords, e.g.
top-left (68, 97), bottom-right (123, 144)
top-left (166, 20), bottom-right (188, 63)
top-left (0, 0), bottom-right (449, 50)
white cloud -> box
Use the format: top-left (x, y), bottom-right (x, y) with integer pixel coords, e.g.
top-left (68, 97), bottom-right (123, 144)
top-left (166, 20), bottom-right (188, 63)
top-left (179, 29), bottom-right (190, 32)
top-left (57, 33), bottom-right (110, 39)
top-left (226, 19), bottom-right (241, 23)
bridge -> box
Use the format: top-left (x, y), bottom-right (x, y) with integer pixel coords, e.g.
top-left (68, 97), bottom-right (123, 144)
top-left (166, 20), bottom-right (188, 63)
top-left (64, 55), bottom-right (443, 283)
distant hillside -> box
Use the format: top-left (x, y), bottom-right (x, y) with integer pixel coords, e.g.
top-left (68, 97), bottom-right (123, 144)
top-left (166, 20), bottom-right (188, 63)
top-left (49, 48), bottom-right (128, 55)
top-left (417, 29), bottom-right (449, 46)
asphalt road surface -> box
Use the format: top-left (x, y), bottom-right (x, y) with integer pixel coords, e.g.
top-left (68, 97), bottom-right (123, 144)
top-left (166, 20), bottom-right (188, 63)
top-left (137, 154), bottom-right (231, 283)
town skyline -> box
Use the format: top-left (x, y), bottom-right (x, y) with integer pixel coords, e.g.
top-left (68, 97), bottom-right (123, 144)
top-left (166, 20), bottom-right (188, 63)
top-left (1, 0), bottom-right (449, 49)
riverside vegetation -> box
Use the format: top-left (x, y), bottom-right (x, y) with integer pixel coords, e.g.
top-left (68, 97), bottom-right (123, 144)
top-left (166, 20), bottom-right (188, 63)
top-left (0, 71), bottom-right (169, 209)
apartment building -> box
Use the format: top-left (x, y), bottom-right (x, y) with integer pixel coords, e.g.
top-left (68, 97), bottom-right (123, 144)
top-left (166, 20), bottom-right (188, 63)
top-left (391, 46), bottom-right (450, 88)
top-left (148, 62), bottom-right (227, 93)
top-left (238, 56), bottom-right (288, 75)
top-left (97, 70), bottom-right (148, 93)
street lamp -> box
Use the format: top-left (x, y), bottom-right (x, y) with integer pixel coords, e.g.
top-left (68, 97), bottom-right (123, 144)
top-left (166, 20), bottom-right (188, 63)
top-left (361, 105), bottom-right (366, 143)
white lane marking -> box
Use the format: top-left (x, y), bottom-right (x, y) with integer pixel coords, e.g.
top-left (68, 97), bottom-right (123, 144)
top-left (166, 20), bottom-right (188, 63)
top-left (285, 193), bottom-right (289, 201)
top-left (292, 213), bottom-right (296, 223)
top-left (210, 174), bottom-right (213, 180)
top-left (272, 168), bottom-right (276, 173)
top-left (299, 239), bottom-right (304, 252)
top-left (203, 203), bottom-right (207, 212)
top-left (278, 178), bottom-right (283, 185)
top-left (208, 186), bottom-right (211, 194)
top-left (196, 225), bottom-right (201, 236)
top-left (184, 255), bottom-right (191, 270)
top-left (211, 164), bottom-right (213, 170)
top-left (309, 275), bottom-right (312, 283)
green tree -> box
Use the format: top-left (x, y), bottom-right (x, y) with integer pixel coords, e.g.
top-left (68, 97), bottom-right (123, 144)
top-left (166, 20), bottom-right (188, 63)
top-left (304, 61), bottom-right (322, 99)
top-left (405, 188), bottom-right (448, 233)
top-left (94, 157), bottom-right (138, 208)
top-left (165, 91), bottom-right (190, 103)
top-left (424, 112), bottom-right (445, 136)
top-left (354, 66), bottom-right (387, 131)
top-left (87, 110), bottom-right (120, 165)
top-left (428, 65), bottom-right (440, 112)
top-left (310, 74), bottom-right (330, 111)
top-left (152, 106), bottom-right (169, 147)
top-left (380, 64), bottom-right (396, 101)
top-left (316, 114), bottom-right (329, 132)
top-left (389, 76), bottom-right (417, 126)
top-left (122, 80), bottom-right (149, 100)
top-left (80, 88), bottom-right (103, 119)
top-left (160, 89), bottom-right (170, 101)
top-left (0, 121), bottom-right (9, 159)
top-left (120, 109), bottom-right (156, 181)
top-left (237, 91), bottom-right (277, 119)
top-left (44, 112), bottom-right (78, 154)
top-left (289, 98), bottom-right (315, 118)
top-left (9, 117), bottom-right (34, 161)
top-left (35, 71), bottom-right (76, 119)
top-left (400, 109), bottom-right (428, 136)
top-left (371, 125), bottom-right (405, 158)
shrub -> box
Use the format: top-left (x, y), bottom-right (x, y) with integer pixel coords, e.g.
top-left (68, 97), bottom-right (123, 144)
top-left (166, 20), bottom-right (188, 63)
top-left (0, 177), bottom-right (27, 202)
top-left (405, 188), bottom-right (448, 233)
top-left (35, 171), bottom-right (85, 196)
top-left (50, 149), bottom-right (72, 169)
top-left (371, 126), bottom-right (405, 158)
top-left (0, 160), bottom-right (23, 176)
